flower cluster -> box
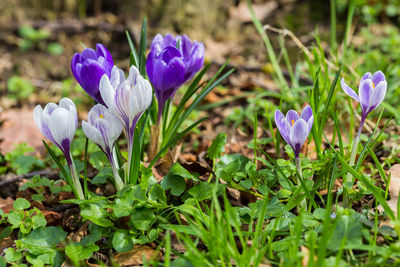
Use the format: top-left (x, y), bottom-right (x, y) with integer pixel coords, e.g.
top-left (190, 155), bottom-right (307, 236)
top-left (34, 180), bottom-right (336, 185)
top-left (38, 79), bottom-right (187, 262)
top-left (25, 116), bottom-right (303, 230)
top-left (34, 34), bottom-right (205, 199)
top-left (146, 34), bottom-right (205, 121)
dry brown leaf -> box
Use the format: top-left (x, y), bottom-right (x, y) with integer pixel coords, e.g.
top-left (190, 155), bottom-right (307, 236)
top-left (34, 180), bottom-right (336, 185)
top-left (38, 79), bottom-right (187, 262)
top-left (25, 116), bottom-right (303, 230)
top-left (378, 164), bottom-right (400, 218)
top-left (113, 245), bottom-right (161, 266)
top-left (0, 108), bottom-right (44, 154)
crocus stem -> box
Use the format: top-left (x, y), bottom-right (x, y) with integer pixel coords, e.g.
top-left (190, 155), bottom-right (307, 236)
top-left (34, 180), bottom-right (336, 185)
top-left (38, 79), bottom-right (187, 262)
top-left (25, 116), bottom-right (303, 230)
top-left (108, 152), bottom-right (124, 191)
top-left (113, 147), bottom-right (119, 169)
top-left (68, 155), bottom-right (84, 200)
top-left (295, 156), bottom-right (307, 211)
top-left (344, 115), bottom-right (366, 207)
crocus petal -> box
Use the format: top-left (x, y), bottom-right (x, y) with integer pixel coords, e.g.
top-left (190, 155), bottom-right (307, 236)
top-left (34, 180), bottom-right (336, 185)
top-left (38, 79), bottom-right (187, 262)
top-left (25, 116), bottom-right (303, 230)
top-left (82, 121), bottom-right (105, 150)
top-left (361, 72), bottom-right (372, 82)
top-left (274, 110), bottom-right (291, 145)
top-left (341, 78), bottom-right (360, 102)
top-left (290, 119), bottom-right (309, 157)
top-left (359, 79), bottom-right (373, 114)
top-left (81, 48), bottom-right (98, 61)
top-left (286, 110), bottom-right (300, 125)
top-left (99, 74), bottom-right (116, 110)
top-left (48, 108), bottom-right (76, 152)
top-left (59, 98), bottom-right (78, 128)
top-left (96, 43), bottom-right (113, 66)
top-left (110, 66), bottom-right (125, 89)
top-left (300, 105), bottom-right (313, 123)
top-left (71, 53), bottom-right (81, 84)
top-left (372, 71), bottom-right (385, 86)
top-left (368, 80), bottom-right (387, 112)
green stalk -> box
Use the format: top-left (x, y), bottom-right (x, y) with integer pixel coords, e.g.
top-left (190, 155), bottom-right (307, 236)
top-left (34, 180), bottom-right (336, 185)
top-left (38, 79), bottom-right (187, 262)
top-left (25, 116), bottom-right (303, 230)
top-left (68, 155), bottom-right (84, 200)
top-left (344, 114), bottom-right (366, 207)
top-left (108, 152), bottom-right (124, 191)
top-left (295, 157), bottom-right (307, 211)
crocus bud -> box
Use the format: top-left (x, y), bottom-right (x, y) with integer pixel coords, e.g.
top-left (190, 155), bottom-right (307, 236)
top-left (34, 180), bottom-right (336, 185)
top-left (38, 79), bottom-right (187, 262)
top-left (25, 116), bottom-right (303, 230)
top-left (341, 70), bottom-right (387, 120)
top-left (71, 43), bottom-right (113, 106)
top-left (274, 106), bottom-right (314, 158)
top-left (33, 98), bottom-right (78, 164)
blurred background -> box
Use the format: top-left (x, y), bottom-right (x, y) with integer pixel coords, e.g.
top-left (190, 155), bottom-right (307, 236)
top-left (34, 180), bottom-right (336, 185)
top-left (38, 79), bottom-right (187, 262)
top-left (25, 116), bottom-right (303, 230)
top-left (0, 0), bottom-right (400, 154)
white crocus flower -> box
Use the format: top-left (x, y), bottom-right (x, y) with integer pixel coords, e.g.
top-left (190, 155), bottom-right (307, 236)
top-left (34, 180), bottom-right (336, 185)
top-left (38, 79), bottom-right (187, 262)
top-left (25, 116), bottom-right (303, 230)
top-left (82, 104), bottom-right (124, 190)
top-left (33, 98), bottom-right (84, 199)
top-left (99, 65), bottom-right (152, 180)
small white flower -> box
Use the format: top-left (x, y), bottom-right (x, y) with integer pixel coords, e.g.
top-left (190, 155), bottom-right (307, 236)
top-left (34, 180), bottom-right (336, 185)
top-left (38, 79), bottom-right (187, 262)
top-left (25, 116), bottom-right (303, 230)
top-left (33, 98), bottom-right (77, 156)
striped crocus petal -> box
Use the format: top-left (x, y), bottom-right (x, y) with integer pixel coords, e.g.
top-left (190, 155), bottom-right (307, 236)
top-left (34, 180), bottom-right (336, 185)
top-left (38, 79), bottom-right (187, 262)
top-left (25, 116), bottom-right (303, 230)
top-left (341, 78), bottom-right (360, 102)
top-left (274, 110), bottom-right (291, 146)
top-left (359, 79), bottom-right (373, 115)
top-left (300, 105), bottom-right (314, 131)
top-left (290, 119), bottom-right (310, 157)
top-left (83, 104), bottom-right (123, 154)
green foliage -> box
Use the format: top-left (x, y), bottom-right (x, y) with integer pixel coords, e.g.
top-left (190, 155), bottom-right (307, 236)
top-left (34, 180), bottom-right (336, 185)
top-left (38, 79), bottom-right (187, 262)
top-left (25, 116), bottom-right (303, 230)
top-left (7, 76), bottom-right (35, 100)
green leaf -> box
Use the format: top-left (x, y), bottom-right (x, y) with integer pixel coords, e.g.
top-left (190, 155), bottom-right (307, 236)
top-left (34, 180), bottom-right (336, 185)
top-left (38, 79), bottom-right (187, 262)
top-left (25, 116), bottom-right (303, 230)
top-left (14, 198), bottom-right (30, 210)
top-left (113, 199), bottom-right (133, 218)
top-left (188, 182), bottom-right (222, 201)
top-left (161, 174), bottom-right (186, 196)
top-left (65, 242), bottom-right (99, 263)
top-left (131, 207), bottom-right (156, 231)
top-left (32, 194), bottom-right (45, 202)
top-left (32, 214), bottom-right (47, 228)
top-left (207, 133), bottom-right (227, 160)
top-left (148, 184), bottom-right (167, 204)
top-left (7, 211), bottom-right (24, 228)
top-left (5, 247), bottom-right (21, 262)
top-left (327, 215), bottom-right (363, 250)
top-left (0, 226), bottom-right (12, 241)
top-left (88, 151), bottom-right (109, 170)
top-left (80, 204), bottom-right (114, 227)
top-left (20, 226), bottom-right (67, 255)
top-left (112, 229), bottom-right (134, 252)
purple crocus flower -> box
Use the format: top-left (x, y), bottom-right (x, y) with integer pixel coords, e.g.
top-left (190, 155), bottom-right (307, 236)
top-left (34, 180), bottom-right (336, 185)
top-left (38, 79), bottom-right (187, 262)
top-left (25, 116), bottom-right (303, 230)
top-left (274, 106), bottom-right (314, 158)
top-left (146, 46), bottom-right (185, 120)
top-left (146, 34), bottom-right (205, 121)
top-left (341, 70), bottom-right (387, 122)
top-left (71, 43), bottom-right (113, 105)
top-left (150, 34), bottom-right (205, 82)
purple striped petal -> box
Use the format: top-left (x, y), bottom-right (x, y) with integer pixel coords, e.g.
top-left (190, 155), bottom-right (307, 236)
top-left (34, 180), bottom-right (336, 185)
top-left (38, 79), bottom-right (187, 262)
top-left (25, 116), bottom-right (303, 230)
top-left (359, 79), bottom-right (373, 114)
top-left (286, 110), bottom-right (300, 126)
top-left (341, 78), bottom-right (360, 102)
top-left (274, 110), bottom-right (291, 145)
top-left (361, 72), bottom-right (372, 82)
top-left (368, 80), bottom-right (387, 112)
top-left (290, 119), bottom-right (309, 157)
top-left (300, 105), bottom-right (313, 123)
top-left (372, 70), bottom-right (385, 86)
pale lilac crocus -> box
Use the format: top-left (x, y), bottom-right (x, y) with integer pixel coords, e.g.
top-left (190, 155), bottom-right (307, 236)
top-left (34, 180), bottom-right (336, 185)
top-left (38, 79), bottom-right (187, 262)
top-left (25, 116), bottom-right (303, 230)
top-left (82, 104), bottom-right (124, 190)
top-left (274, 105), bottom-right (314, 159)
top-left (33, 98), bottom-right (84, 199)
top-left (341, 71), bottom-right (387, 140)
top-left (341, 71), bottom-right (387, 207)
top-left (99, 65), bottom-right (152, 179)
